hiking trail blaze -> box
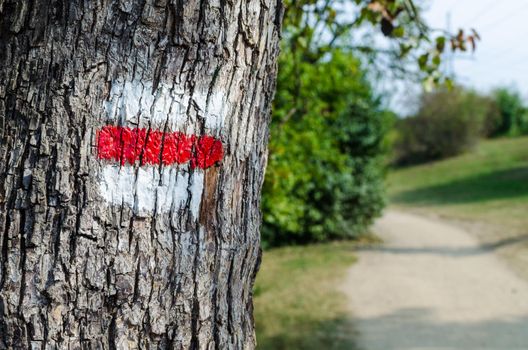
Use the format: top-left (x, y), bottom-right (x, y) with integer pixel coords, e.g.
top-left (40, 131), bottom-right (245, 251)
top-left (96, 79), bottom-right (227, 215)
top-left (96, 125), bottom-right (224, 169)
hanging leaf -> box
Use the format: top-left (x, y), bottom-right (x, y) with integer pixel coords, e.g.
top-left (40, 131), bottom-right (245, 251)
top-left (381, 17), bottom-right (394, 36)
top-left (392, 26), bottom-right (405, 38)
top-left (436, 36), bottom-right (446, 53)
top-left (418, 53), bottom-right (429, 71)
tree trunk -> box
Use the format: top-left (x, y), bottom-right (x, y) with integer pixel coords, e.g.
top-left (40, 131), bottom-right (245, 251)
top-left (0, 0), bottom-right (282, 348)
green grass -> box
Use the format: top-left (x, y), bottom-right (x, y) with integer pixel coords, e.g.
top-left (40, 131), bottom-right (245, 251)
top-left (254, 241), bottom-right (366, 350)
top-left (388, 136), bottom-right (528, 229)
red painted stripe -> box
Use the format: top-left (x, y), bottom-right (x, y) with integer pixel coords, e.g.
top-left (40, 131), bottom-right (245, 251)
top-left (96, 126), bottom-right (224, 169)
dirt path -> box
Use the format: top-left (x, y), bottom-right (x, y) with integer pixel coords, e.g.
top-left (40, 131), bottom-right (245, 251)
top-left (344, 210), bottom-right (528, 350)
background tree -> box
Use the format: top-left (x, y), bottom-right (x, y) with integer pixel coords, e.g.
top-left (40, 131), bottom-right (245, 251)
top-left (490, 87), bottom-right (528, 137)
top-left (394, 87), bottom-right (490, 165)
top-left (262, 50), bottom-right (390, 245)
top-left (261, 0), bottom-right (478, 245)
top-left (280, 0), bottom-right (480, 86)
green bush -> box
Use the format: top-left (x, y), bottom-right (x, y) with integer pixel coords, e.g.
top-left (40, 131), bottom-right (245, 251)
top-left (394, 87), bottom-right (489, 165)
top-left (489, 87), bottom-right (528, 137)
top-left (261, 50), bottom-right (389, 247)
top-left (480, 97), bottom-right (502, 138)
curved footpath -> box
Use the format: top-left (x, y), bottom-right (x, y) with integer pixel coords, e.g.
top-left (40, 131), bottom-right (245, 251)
top-left (344, 210), bottom-right (528, 350)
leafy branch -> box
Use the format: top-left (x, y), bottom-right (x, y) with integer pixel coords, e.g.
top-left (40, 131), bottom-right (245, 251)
top-left (283, 0), bottom-right (480, 86)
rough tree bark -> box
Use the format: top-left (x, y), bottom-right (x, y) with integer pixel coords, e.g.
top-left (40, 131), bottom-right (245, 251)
top-left (0, 0), bottom-right (282, 348)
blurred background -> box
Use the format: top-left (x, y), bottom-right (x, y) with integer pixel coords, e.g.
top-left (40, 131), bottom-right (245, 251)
top-left (254, 0), bottom-right (528, 349)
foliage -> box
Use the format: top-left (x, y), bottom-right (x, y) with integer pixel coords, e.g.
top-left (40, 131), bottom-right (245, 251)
top-left (261, 0), bottom-right (477, 247)
top-left (261, 50), bottom-right (389, 246)
top-left (489, 87), bottom-right (528, 137)
top-left (394, 87), bottom-right (489, 165)
top-left (281, 0), bottom-right (479, 86)
top-left (480, 96), bottom-right (502, 138)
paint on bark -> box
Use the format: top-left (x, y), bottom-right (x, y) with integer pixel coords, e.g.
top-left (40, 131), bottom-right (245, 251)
top-left (96, 126), bottom-right (223, 168)
top-left (0, 0), bottom-right (282, 348)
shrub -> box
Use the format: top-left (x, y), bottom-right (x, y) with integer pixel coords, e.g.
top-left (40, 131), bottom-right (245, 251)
top-left (490, 87), bottom-right (528, 137)
top-left (261, 50), bottom-right (389, 247)
top-left (480, 97), bottom-right (502, 138)
top-left (394, 87), bottom-right (489, 165)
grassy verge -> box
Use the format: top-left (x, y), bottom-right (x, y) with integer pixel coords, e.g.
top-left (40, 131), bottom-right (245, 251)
top-left (254, 241), bottom-right (367, 350)
top-left (388, 136), bottom-right (528, 230)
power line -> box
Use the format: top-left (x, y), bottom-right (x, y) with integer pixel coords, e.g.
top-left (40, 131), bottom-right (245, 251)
top-left (442, 3), bottom-right (528, 92)
top-left (456, 31), bottom-right (528, 74)
top-left (463, 0), bottom-right (502, 27)
top-left (478, 2), bottom-right (528, 32)
top-left (482, 46), bottom-right (518, 61)
top-left (456, 51), bottom-right (528, 76)
top-left (494, 53), bottom-right (528, 71)
top-left (445, 2), bottom-right (527, 78)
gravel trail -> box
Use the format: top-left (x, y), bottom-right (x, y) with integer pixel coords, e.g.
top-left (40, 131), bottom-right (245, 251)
top-left (345, 210), bottom-right (528, 350)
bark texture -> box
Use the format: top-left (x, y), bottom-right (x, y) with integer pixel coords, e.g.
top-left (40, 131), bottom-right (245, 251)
top-left (0, 0), bottom-right (282, 348)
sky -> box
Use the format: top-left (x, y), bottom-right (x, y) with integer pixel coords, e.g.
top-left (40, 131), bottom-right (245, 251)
top-left (388, 0), bottom-right (528, 114)
top-left (425, 0), bottom-right (528, 96)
